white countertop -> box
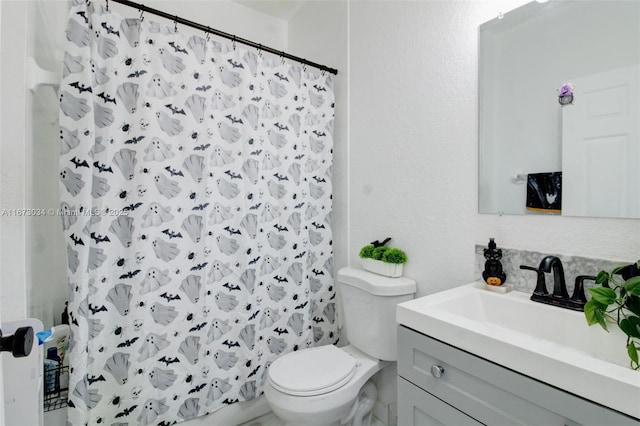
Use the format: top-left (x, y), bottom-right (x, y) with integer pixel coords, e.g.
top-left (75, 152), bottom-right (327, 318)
top-left (396, 282), bottom-right (640, 419)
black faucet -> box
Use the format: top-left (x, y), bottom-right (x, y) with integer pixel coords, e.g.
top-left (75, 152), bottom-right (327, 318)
top-left (520, 256), bottom-right (596, 312)
top-left (539, 256), bottom-right (569, 299)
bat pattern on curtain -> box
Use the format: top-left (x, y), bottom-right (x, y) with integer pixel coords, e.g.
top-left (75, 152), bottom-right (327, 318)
top-left (59, 1), bottom-right (336, 424)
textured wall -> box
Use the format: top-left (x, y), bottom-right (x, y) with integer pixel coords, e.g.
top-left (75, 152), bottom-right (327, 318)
top-left (349, 0), bottom-right (486, 296)
top-left (348, 0), bottom-right (639, 299)
top-left (288, 0), bottom-right (349, 278)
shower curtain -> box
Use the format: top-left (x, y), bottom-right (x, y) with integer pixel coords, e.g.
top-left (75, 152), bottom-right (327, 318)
top-left (59, 1), bottom-right (336, 424)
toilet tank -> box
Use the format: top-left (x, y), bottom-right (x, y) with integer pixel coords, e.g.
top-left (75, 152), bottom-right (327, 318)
top-left (337, 267), bottom-right (416, 361)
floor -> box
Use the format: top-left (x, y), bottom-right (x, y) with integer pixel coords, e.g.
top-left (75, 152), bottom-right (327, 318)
top-left (241, 412), bottom-right (386, 426)
top-left (44, 409), bottom-right (386, 426)
top-left (239, 412), bottom-right (284, 426)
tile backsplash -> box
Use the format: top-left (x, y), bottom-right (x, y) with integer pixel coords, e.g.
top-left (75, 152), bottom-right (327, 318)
top-left (474, 246), bottom-right (636, 295)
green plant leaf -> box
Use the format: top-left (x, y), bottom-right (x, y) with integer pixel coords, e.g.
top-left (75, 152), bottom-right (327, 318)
top-left (588, 262), bottom-right (640, 370)
top-left (624, 276), bottom-right (640, 296)
top-left (628, 342), bottom-right (639, 364)
top-left (596, 271), bottom-right (610, 285)
top-left (584, 300), bottom-right (608, 331)
top-left (381, 248), bottom-right (407, 264)
top-left (588, 287), bottom-right (617, 306)
top-left (611, 265), bottom-right (627, 275)
top-left (359, 245), bottom-right (375, 259)
top-left (371, 246), bottom-right (388, 260)
top-left (619, 317), bottom-right (640, 339)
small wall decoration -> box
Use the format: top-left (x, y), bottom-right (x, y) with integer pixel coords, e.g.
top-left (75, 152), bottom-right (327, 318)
top-left (558, 82), bottom-right (574, 105)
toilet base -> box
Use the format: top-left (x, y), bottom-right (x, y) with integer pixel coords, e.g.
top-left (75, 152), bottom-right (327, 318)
top-left (340, 380), bottom-right (377, 426)
top-left (277, 379), bottom-right (376, 426)
top-left (267, 393), bottom-right (354, 426)
top-left (283, 421), bottom-right (340, 426)
top-left (264, 346), bottom-right (386, 426)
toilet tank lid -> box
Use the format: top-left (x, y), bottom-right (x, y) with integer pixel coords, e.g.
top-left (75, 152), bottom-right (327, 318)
top-left (338, 267), bottom-right (416, 296)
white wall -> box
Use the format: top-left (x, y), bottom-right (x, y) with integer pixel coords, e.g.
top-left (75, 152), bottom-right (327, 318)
top-left (110, 0), bottom-right (288, 49)
top-left (0, 1), bottom-right (5, 421)
top-left (349, 0), bottom-right (486, 296)
top-left (348, 0), bottom-right (639, 301)
top-left (288, 0), bottom-right (349, 278)
top-left (1, 1), bottom-right (32, 323)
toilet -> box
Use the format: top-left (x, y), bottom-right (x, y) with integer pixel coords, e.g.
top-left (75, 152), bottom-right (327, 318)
top-left (264, 267), bottom-right (416, 426)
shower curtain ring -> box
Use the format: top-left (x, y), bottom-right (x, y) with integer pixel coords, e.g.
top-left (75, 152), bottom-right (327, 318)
top-left (174, 16), bottom-right (178, 33)
top-left (232, 35), bottom-right (237, 50)
top-left (257, 44), bottom-right (262, 57)
top-left (106, 0), bottom-right (109, 12)
top-left (281, 52), bottom-right (285, 65)
top-left (139, 8), bottom-right (145, 21)
top-left (205, 27), bottom-right (211, 41)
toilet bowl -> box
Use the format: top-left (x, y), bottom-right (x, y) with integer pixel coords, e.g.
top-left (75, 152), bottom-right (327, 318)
top-left (264, 344), bottom-right (388, 426)
top-left (264, 267), bottom-right (417, 426)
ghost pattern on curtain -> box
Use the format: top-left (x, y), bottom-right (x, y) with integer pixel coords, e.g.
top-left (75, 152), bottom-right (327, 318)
top-left (59, 1), bottom-right (337, 424)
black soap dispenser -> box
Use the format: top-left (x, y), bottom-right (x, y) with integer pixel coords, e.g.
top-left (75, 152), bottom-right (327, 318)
top-left (482, 238), bottom-right (507, 286)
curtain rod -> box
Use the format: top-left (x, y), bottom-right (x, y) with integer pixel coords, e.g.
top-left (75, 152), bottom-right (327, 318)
top-left (109, 0), bottom-right (338, 75)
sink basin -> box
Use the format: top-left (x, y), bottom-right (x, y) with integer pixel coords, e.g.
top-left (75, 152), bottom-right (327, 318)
top-left (396, 282), bottom-right (640, 419)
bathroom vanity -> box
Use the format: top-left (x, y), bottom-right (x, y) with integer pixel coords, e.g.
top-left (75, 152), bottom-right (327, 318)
top-left (397, 326), bottom-right (636, 425)
top-left (395, 284), bottom-right (640, 426)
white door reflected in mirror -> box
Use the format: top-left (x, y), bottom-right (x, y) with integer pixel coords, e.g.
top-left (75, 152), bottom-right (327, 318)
top-left (562, 64), bottom-right (640, 218)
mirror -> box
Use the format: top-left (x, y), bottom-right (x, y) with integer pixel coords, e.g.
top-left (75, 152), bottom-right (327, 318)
top-left (478, 0), bottom-right (640, 218)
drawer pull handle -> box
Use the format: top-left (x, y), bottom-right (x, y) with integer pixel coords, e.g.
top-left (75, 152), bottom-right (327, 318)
top-left (430, 364), bottom-right (445, 378)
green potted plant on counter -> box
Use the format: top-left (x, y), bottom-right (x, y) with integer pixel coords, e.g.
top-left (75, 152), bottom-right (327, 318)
top-left (359, 238), bottom-right (407, 278)
top-left (584, 260), bottom-right (640, 370)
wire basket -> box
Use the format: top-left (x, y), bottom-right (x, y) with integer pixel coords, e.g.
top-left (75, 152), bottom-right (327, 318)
top-left (43, 364), bottom-right (69, 412)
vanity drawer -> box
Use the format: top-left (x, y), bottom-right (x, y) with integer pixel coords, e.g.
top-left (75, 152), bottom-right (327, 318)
top-left (398, 326), bottom-right (636, 426)
top-left (398, 377), bottom-right (482, 426)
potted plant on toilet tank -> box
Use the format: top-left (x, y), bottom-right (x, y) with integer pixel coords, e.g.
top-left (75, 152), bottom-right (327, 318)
top-left (584, 260), bottom-right (640, 370)
top-left (359, 238), bottom-right (407, 278)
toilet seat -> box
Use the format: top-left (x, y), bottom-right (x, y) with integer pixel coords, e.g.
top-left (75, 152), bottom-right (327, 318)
top-left (268, 345), bottom-right (358, 396)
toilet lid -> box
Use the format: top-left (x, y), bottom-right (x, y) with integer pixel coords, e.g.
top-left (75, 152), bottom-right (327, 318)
top-left (268, 345), bottom-right (358, 396)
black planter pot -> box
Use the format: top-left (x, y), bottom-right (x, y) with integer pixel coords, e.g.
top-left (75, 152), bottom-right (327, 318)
top-left (617, 263), bottom-right (640, 315)
top-left (617, 263), bottom-right (640, 280)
